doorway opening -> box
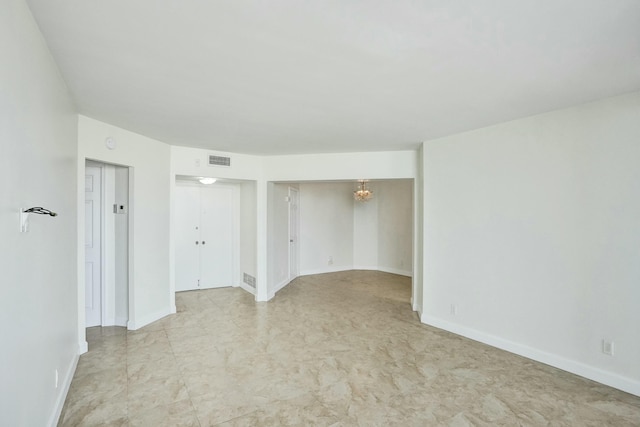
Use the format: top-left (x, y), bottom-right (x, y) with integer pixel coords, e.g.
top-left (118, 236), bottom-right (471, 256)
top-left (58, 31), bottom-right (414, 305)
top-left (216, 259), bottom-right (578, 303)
top-left (84, 160), bottom-right (130, 328)
top-left (268, 179), bottom-right (415, 308)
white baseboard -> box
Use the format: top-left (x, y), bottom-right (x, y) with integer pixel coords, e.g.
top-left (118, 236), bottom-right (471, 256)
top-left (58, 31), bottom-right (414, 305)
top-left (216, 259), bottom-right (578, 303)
top-left (378, 266), bottom-right (413, 277)
top-left (48, 352), bottom-right (79, 427)
top-left (420, 314), bottom-right (640, 397)
top-left (127, 306), bottom-right (172, 331)
top-left (78, 340), bottom-right (88, 355)
top-left (267, 278), bottom-right (293, 300)
top-left (351, 265), bottom-right (378, 271)
top-left (239, 282), bottom-right (256, 295)
top-left (299, 266), bottom-right (353, 276)
top-left (102, 316), bottom-right (128, 327)
top-left (412, 301), bottom-right (421, 314)
top-left (301, 265), bottom-right (413, 277)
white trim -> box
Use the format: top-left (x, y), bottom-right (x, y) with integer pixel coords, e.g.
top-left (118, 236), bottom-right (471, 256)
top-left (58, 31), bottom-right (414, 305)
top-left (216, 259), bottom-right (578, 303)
top-left (239, 282), bottom-right (256, 295)
top-left (377, 266), bottom-right (413, 277)
top-left (127, 306), bottom-right (172, 330)
top-left (287, 187), bottom-right (299, 281)
top-left (127, 167), bottom-right (135, 331)
top-left (267, 278), bottom-right (292, 300)
top-left (420, 314), bottom-right (640, 397)
top-left (351, 265), bottom-right (378, 271)
top-left (301, 265), bottom-right (413, 277)
top-left (299, 266), bottom-right (353, 276)
top-left (100, 165), bottom-right (107, 327)
top-left (78, 341), bottom-right (88, 355)
top-left (114, 316), bottom-right (128, 327)
top-left (48, 353), bottom-right (79, 427)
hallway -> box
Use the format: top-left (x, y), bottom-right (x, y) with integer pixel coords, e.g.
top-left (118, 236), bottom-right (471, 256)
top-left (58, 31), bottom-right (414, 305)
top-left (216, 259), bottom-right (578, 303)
top-left (59, 271), bottom-right (639, 426)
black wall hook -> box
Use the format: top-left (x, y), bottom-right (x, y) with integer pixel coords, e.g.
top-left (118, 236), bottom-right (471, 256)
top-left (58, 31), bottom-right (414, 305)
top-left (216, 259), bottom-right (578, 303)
top-left (23, 207), bottom-right (57, 217)
top-left (20, 207), bottom-right (57, 232)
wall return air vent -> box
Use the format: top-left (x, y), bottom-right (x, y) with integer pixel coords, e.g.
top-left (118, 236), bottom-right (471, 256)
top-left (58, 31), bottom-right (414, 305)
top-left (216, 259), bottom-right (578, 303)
top-left (209, 155), bottom-right (231, 167)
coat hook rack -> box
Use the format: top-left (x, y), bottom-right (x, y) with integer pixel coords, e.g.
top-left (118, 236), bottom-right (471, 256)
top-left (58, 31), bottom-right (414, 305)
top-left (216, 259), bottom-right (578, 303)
top-left (20, 207), bottom-right (58, 232)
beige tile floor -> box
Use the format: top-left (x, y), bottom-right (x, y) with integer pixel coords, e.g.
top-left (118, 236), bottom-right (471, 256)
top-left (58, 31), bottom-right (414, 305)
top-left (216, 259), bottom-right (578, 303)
top-left (59, 271), bottom-right (640, 426)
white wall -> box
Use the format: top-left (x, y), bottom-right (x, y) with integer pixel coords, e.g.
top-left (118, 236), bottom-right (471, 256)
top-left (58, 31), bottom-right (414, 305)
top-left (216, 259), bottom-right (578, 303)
top-left (299, 182), bottom-right (355, 274)
top-left (377, 180), bottom-right (413, 276)
top-left (78, 116), bottom-right (172, 330)
top-left (171, 145), bottom-right (263, 180)
top-left (353, 189), bottom-right (378, 269)
top-left (114, 166), bottom-right (129, 324)
top-left (413, 145), bottom-right (424, 313)
top-left (422, 91), bottom-right (640, 396)
top-left (101, 164), bottom-right (129, 327)
top-left (239, 180), bottom-right (257, 293)
top-left (0, 1), bottom-right (78, 425)
top-left (265, 151), bottom-right (416, 181)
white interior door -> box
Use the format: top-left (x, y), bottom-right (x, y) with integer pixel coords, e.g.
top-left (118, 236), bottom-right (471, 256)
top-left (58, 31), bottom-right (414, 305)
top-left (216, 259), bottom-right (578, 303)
top-left (175, 185), bottom-right (201, 291)
top-left (288, 187), bottom-right (299, 279)
top-left (85, 167), bottom-right (102, 327)
top-left (200, 186), bottom-right (234, 288)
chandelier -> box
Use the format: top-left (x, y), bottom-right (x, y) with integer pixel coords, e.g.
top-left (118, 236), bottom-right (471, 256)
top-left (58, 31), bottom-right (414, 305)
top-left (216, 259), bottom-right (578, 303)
top-left (354, 180), bottom-right (373, 202)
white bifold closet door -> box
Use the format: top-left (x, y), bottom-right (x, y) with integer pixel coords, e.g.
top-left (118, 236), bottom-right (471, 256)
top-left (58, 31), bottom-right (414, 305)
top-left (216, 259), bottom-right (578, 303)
top-left (175, 184), bottom-right (235, 291)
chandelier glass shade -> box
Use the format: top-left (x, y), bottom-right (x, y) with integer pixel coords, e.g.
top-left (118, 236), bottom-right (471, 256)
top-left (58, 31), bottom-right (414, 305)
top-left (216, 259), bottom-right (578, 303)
top-left (354, 180), bottom-right (373, 202)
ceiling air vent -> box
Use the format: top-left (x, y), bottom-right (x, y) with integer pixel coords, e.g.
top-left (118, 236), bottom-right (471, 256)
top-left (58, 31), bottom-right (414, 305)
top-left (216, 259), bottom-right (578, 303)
top-left (209, 155), bottom-right (231, 167)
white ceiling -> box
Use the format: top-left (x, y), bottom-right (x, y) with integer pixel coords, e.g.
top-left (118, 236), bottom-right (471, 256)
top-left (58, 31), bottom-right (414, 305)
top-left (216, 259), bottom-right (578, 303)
top-left (26, 0), bottom-right (640, 155)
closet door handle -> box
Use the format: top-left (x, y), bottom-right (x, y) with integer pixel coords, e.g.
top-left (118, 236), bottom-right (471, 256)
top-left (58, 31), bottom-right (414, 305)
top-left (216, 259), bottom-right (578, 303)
top-left (195, 241), bottom-right (199, 245)
top-left (202, 241), bottom-right (206, 245)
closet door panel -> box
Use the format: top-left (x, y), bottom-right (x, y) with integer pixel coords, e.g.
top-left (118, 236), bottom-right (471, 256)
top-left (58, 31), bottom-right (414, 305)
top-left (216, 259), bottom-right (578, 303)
top-left (199, 186), bottom-right (234, 289)
top-left (175, 185), bottom-right (201, 291)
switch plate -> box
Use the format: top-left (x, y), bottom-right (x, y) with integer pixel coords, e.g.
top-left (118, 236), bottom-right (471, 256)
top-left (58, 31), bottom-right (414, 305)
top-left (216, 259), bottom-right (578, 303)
top-left (113, 204), bottom-right (127, 214)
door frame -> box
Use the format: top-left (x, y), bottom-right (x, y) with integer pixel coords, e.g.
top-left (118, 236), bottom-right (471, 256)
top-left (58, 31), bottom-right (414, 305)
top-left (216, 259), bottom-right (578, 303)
top-left (288, 187), bottom-right (299, 281)
top-left (84, 162), bottom-right (104, 327)
top-left (84, 160), bottom-right (132, 329)
top-left (85, 161), bottom-right (106, 327)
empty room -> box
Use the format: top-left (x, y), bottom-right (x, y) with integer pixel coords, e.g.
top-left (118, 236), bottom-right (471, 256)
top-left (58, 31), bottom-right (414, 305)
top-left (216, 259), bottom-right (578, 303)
top-left (1, 0), bottom-right (639, 425)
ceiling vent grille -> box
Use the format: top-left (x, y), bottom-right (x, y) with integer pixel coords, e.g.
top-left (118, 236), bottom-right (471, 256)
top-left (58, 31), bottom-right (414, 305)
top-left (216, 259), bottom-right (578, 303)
top-left (209, 155), bottom-right (231, 167)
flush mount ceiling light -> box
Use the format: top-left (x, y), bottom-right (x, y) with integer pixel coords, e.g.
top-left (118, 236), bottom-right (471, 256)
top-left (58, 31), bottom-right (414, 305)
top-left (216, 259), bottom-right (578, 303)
top-left (354, 180), bottom-right (373, 202)
top-left (198, 177), bottom-right (217, 185)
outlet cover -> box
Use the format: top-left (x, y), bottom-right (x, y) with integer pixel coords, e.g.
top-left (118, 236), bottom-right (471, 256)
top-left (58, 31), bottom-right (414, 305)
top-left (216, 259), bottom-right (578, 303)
top-left (602, 340), bottom-right (614, 356)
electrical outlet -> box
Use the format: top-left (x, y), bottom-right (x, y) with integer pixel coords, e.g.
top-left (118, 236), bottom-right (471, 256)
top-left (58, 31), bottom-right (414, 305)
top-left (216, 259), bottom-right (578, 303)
top-left (450, 304), bottom-right (457, 316)
top-left (328, 256), bottom-right (333, 265)
top-left (602, 340), bottom-right (614, 356)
